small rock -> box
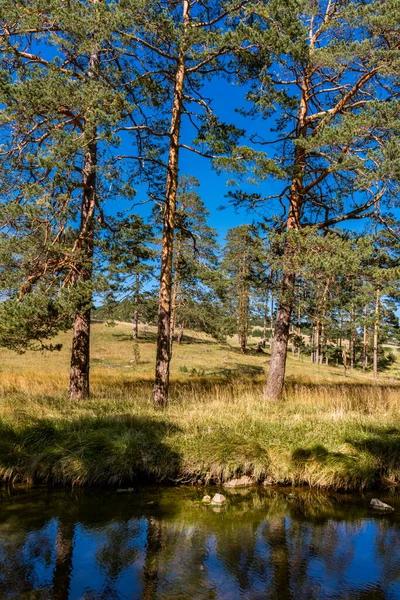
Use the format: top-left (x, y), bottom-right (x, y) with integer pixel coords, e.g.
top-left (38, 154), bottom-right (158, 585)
top-left (116, 487), bottom-right (134, 493)
top-left (287, 493), bottom-right (296, 500)
top-left (210, 493), bottom-right (226, 505)
top-left (263, 476), bottom-right (275, 486)
top-left (223, 476), bottom-right (253, 488)
top-left (201, 495), bottom-right (211, 503)
top-left (370, 498), bottom-right (394, 512)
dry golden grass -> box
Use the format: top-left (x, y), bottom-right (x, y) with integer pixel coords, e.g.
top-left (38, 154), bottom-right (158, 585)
top-left (0, 322), bottom-right (399, 490)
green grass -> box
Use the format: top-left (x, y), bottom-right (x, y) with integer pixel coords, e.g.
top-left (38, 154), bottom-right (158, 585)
top-left (0, 322), bottom-right (399, 490)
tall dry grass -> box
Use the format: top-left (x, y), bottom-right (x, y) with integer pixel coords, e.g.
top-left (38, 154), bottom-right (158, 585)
top-left (0, 322), bottom-right (399, 489)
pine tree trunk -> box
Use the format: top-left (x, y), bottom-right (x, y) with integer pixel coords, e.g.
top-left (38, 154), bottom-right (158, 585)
top-left (262, 293), bottom-right (268, 348)
top-left (264, 271), bottom-right (295, 400)
top-left (68, 136), bottom-right (96, 400)
top-left (342, 346), bottom-right (348, 377)
top-left (177, 322), bottom-right (184, 344)
top-left (297, 298), bottom-right (301, 360)
top-left (319, 279), bottom-right (329, 365)
top-left (69, 310), bottom-right (91, 400)
top-left (373, 287), bottom-right (380, 380)
top-left (68, 34), bottom-right (98, 401)
top-left (238, 289), bottom-right (249, 353)
top-left (362, 305), bottom-right (368, 371)
top-left (311, 325), bottom-right (316, 363)
top-left (350, 306), bottom-right (355, 370)
top-left (170, 231), bottom-right (182, 351)
top-left (68, 154), bottom-right (95, 401)
top-left (264, 60), bottom-right (308, 400)
top-left (319, 322), bottom-right (324, 365)
top-left (238, 247), bottom-right (249, 354)
top-left (315, 320), bottom-right (320, 365)
top-left (133, 273), bottom-right (139, 339)
top-left (270, 289), bottom-right (274, 342)
top-left (153, 2), bottom-right (188, 407)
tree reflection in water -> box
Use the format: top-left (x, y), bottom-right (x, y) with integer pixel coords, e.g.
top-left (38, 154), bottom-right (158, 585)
top-left (0, 487), bottom-right (399, 599)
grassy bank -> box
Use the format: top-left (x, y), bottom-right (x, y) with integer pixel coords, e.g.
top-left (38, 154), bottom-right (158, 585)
top-left (0, 322), bottom-right (399, 490)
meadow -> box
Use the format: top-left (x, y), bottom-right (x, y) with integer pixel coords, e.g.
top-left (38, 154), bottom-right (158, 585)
top-left (0, 322), bottom-right (399, 491)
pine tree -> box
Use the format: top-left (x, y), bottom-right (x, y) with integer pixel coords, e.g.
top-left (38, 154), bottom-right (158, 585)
top-left (222, 225), bottom-right (263, 353)
top-left (233, 0), bottom-right (400, 398)
top-left (169, 177), bottom-right (219, 346)
top-left (102, 214), bottom-right (155, 339)
top-left (0, 0), bottom-right (132, 399)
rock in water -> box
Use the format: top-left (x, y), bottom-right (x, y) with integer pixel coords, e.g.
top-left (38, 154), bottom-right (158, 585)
top-left (370, 498), bottom-right (394, 512)
top-left (211, 493), bottom-right (226, 505)
top-left (223, 476), bottom-right (253, 488)
top-left (201, 495), bottom-right (211, 503)
top-left (263, 476), bottom-right (275, 486)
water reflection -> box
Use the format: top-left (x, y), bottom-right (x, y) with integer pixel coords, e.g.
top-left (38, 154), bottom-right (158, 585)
top-left (0, 487), bottom-right (399, 599)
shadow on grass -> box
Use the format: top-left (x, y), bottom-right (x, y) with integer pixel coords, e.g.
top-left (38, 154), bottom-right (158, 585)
top-left (348, 425), bottom-right (400, 473)
top-left (173, 334), bottom-right (216, 346)
top-left (112, 332), bottom-right (158, 343)
top-left (291, 425), bottom-right (400, 488)
top-left (292, 444), bottom-right (348, 465)
top-left (285, 378), bottom-right (400, 391)
top-left (0, 415), bottom-right (182, 486)
top-left (112, 331), bottom-right (218, 346)
top-left (290, 443), bottom-right (376, 489)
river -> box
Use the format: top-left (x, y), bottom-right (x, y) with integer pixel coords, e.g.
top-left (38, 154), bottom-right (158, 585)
top-left (0, 486), bottom-right (399, 599)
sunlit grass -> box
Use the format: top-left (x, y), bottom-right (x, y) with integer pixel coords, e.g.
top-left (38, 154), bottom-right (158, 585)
top-left (0, 322), bottom-right (399, 490)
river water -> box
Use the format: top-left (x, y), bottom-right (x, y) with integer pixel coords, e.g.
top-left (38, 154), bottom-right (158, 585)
top-left (0, 486), bottom-right (399, 599)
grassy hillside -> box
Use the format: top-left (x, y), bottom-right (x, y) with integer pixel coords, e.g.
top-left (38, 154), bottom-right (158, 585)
top-left (0, 322), bottom-right (399, 490)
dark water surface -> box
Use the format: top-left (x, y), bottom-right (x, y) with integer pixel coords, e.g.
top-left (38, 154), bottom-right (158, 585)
top-left (0, 486), bottom-right (400, 599)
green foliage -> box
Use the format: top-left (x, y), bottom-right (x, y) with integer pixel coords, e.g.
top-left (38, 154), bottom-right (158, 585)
top-left (0, 295), bottom-right (70, 352)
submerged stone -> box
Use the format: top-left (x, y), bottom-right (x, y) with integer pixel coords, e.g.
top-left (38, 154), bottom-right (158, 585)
top-left (210, 493), bottom-right (226, 505)
top-left (223, 476), bottom-right (254, 488)
top-left (370, 498), bottom-right (394, 512)
top-left (263, 476), bottom-right (275, 486)
top-left (201, 495), bottom-right (211, 503)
